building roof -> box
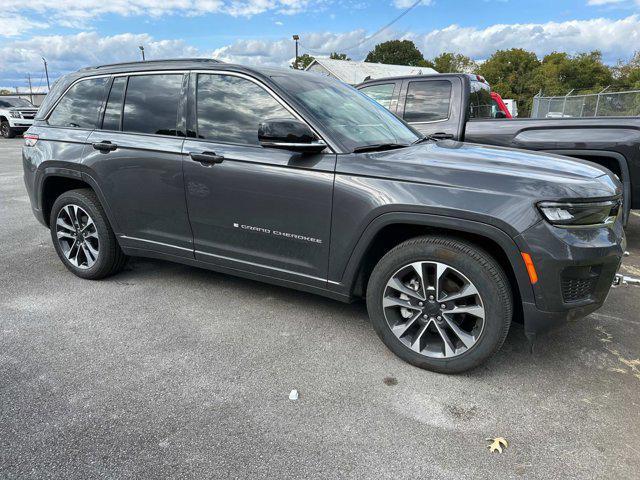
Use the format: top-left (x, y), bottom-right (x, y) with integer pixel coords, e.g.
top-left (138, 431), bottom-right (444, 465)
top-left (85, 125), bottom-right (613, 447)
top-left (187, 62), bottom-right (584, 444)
top-left (304, 58), bottom-right (437, 84)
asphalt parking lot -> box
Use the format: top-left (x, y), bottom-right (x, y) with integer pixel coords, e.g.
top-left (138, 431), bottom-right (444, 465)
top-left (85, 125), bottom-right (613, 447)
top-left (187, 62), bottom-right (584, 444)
top-left (1, 137), bottom-right (639, 479)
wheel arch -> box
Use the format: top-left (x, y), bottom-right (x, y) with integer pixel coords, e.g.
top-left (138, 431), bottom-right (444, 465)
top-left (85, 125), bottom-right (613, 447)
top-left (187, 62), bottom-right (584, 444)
top-left (334, 212), bottom-right (534, 319)
top-left (37, 166), bottom-right (121, 233)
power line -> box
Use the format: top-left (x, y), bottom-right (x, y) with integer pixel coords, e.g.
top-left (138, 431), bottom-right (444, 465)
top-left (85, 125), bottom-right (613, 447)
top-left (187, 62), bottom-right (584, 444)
top-left (298, 0), bottom-right (423, 56)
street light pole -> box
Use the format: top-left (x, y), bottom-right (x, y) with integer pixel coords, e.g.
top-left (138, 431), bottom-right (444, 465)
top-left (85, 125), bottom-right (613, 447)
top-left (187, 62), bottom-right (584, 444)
top-left (139, 45), bottom-right (146, 61)
top-left (42, 57), bottom-right (50, 91)
top-left (292, 35), bottom-right (299, 69)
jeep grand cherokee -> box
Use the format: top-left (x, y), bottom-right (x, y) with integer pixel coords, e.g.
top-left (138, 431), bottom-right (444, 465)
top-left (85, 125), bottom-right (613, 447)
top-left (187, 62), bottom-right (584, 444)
top-left (22, 59), bottom-right (626, 373)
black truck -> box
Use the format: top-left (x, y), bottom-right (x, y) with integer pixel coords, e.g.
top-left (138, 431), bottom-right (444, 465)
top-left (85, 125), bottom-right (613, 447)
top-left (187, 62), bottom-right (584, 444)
top-left (357, 74), bottom-right (639, 221)
top-left (23, 60), bottom-right (625, 373)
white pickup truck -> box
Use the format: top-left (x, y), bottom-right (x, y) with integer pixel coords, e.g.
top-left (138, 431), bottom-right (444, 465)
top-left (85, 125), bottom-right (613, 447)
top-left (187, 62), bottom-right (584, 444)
top-left (0, 97), bottom-right (38, 138)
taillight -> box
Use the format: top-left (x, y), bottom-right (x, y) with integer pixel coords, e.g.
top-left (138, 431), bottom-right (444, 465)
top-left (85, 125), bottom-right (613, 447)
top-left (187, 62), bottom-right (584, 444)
top-left (24, 134), bottom-right (38, 147)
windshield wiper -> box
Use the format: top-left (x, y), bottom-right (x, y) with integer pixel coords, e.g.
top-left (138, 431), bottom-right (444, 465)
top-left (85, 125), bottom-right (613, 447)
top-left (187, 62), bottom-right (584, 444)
top-left (352, 143), bottom-right (409, 153)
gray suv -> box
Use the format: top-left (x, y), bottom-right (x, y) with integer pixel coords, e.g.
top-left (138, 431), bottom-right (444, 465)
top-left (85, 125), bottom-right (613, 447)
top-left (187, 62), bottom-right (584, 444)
top-left (22, 59), bottom-right (625, 373)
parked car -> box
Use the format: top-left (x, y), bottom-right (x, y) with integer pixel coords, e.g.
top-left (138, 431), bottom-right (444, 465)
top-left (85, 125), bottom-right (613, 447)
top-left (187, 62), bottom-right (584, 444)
top-left (357, 74), bottom-right (639, 222)
top-left (0, 96), bottom-right (38, 138)
top-left (22, 59), bottom-right (625, 373)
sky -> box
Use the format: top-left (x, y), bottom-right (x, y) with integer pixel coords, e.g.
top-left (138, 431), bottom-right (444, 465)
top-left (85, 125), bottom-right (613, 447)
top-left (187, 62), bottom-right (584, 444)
top-left (1, 0), bottom-right (640, 91)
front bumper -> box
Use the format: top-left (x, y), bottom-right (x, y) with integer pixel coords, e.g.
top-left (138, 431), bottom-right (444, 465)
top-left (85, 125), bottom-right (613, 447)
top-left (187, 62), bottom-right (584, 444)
top-left (516, 218), bottom-right (625, 337)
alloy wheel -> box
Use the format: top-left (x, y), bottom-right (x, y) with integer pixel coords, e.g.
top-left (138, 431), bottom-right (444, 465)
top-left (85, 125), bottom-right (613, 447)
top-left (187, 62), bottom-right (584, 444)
top-left (382, 261), bottom-right (485, 358)
top-left (55, 204), bottom-right (100, 269)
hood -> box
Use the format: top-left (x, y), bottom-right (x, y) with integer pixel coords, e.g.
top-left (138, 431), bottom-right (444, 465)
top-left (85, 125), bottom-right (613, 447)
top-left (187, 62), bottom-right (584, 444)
top-left (362, 140), bottom-right (621, 201)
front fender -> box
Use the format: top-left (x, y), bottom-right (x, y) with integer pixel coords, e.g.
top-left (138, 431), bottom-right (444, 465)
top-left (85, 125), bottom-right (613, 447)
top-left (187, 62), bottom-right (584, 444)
top-left (328, 211), bottom-right (535, 306)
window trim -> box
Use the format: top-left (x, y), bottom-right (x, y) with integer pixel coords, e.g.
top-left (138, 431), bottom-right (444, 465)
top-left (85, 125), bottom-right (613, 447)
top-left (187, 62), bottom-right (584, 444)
top-left (189, 69), bottom-right (336, 153)
top-left (402, 79), bottom-right (453, 125)
top-left (44, 74), bottom-right (111, 130)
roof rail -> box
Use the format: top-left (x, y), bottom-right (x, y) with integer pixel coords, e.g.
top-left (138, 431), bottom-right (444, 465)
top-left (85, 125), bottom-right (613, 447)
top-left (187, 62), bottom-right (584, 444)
top-left (81, 58), bottom-right (223, 71)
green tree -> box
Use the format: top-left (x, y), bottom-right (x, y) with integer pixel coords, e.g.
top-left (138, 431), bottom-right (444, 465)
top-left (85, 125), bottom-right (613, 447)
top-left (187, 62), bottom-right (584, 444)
top-left (478, 48), bottom-right (542, 116)
top-left (365, 40), bottom-right (426, 66)
top-left (0, 89), bottom-right (12, 95)
top-left (329, 52), bottom-right (351, 61)
top-left (614, 51), bottom-right (640, 89)
top-left (431, 52), bottom-right (478, 74)
top-left (292, 53), bottom-right (315, 70)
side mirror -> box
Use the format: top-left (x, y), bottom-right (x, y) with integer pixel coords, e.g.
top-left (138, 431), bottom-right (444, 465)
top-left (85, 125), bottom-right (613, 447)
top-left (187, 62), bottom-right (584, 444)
top-left (258, 118), bottom-right (327, 154)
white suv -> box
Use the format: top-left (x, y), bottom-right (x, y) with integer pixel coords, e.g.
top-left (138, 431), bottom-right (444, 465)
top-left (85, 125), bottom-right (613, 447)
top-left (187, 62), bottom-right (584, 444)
top-left (0, 97), bottom-right (38, 138)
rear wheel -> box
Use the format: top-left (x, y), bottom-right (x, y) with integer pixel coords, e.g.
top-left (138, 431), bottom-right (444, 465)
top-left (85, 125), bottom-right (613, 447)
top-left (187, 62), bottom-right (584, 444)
top-left (50, 189), bottom-right (126, 279)
top-left (1, 120), bottom-right (15, 138)
top-left (366, 236), bottom-right (513, 373)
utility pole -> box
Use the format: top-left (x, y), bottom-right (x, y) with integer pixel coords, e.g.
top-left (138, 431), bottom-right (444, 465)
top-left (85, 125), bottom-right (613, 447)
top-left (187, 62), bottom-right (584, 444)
top-left (292, 35), bottom-right (299, 69)
top-left (139, 45), bottom-right (145, 61)
top-left (42, 57), bottom-right (50, 91)
top-left (26, 74), bottom-right (33, 104)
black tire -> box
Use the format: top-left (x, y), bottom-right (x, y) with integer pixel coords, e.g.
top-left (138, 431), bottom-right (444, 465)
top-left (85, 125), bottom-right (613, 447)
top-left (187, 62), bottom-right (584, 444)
top-left (366, 236), bottom-right (513, 374)
top-left (50, 188), bottom-right (126, 279)
top-left (1, 120), bottom-right (15, 138)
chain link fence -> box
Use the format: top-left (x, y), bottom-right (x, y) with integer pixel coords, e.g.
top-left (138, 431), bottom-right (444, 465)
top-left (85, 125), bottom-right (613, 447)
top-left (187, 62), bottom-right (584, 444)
top-left (531, 88), bottom-right (640, 118)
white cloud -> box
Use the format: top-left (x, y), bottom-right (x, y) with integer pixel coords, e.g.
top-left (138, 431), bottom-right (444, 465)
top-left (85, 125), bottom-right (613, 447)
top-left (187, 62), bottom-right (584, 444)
top-left (215, 15), bottom-right (640, 66)
top-left (0, 32), bottom-right (199, 86)
top-left (2, 0), bottom-right (323, 24)
top-left (3, 15), bottom-right (640, 85)
top-left (0, 15), bottom-right (48, 37)
top-left (393, 0), bottom-right (432, 7)
top-left (413, 15), bottom-right (640, 63)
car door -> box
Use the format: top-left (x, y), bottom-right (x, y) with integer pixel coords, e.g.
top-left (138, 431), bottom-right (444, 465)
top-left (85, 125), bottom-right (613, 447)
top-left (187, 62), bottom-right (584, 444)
top-left (83, 72), bottom-right (193, 258)
top-left (397, 76), bottom-right (465, 140)
top-left (182, 71), bottom-right (336, 285)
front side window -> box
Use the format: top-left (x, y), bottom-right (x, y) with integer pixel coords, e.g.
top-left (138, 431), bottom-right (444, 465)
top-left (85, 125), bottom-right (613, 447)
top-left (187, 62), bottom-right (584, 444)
top-left (123, 74), bottom-right (183, 135)
top-left (102, 77), bottom-right (126, 131)
top-left (403, 80), bottom-right (452, 123)
top-left (48, 77), bottom-right (109, 128)
top-left (196, 74), bottom-right (295, 145)
top-left (359, 83), bottom-right (395, 109)
top-left (271, 73), bottom-right (420, 152)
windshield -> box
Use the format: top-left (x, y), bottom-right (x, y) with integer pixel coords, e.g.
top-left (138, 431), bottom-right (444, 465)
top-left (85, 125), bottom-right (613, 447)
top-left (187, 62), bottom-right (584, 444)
top-left (272, 73), bottom-right (420, 152)
top-left (0, 98), bottom-right (34, 108)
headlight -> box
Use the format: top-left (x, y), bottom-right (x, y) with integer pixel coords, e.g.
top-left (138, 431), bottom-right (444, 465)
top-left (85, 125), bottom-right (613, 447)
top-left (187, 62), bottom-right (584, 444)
top-left (9, 111), bottom-right (20, 118)
top-left (537, 200), bottom-right (620, 227)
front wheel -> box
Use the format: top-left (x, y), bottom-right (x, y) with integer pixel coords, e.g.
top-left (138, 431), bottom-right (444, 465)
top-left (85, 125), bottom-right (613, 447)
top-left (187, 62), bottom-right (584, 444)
top-left (366, 236), bottom-right (513, 374)
top-left (1, 120), bottom-right (15, 138)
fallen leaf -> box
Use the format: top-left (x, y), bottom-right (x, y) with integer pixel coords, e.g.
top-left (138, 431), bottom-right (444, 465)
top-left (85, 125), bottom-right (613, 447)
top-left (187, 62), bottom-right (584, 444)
top-left (487, 437), bottom-right (508, 453)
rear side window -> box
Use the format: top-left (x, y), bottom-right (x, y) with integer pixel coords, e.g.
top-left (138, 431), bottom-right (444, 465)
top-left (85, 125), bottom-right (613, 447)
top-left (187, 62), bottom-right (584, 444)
top-left (359, 83), bottom-right (395, 109)
top-left (469, 81), bottom-right (494, 119)
top-left (196, 74), bottom-right (294, 145)
top-left (123, 74), bottom-right (183, 136)
top-left (403, 80), bottom-right (451, 123)
top-left (47, 77), bottom-right (109, 128)
top-left (102, 77), bottom-right (126, 131)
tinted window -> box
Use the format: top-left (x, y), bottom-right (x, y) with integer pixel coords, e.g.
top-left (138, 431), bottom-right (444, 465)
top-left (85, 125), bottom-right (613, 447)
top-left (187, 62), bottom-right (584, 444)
top-left (196, 74), bottom-right (294, 145)
top-left (403, 80), bottom-right (451, 123)
top-left (468, 81), bottom-right (494, 119)
top-left (0, 98), bottom-right (33, 108)
top-left (102, 77), bottom-right (126, 131)
top-left (123, 74), bottom-right (182, 135)
top-left (359, 83), bottom-right (395, 109)
top-left (48, 77), bottom-right (108, 128)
